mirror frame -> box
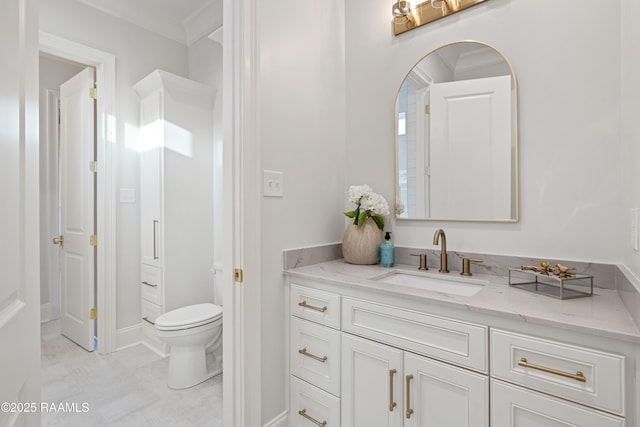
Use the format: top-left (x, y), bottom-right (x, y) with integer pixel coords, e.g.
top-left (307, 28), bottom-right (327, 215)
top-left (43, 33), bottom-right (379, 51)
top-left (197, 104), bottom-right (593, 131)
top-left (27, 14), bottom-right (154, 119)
top-left (393, 40), bottom-right (519, 223)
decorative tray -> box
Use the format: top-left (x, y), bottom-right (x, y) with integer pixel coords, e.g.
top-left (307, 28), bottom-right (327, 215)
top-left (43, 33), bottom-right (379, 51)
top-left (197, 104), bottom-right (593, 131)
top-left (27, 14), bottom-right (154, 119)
top-left (508, 268), bottom-right (593, 300)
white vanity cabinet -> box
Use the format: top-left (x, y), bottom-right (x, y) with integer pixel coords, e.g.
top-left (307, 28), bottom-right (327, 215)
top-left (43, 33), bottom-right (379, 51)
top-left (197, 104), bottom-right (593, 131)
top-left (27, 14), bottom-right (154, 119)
top-left (134, 70), bottom-right (214, 355)
top-left (287, 277), bottom-right (635, 427)
top-left (289, 283), bottom-right (489, 427)
top-left (341, 333), bottom-right (488, 427)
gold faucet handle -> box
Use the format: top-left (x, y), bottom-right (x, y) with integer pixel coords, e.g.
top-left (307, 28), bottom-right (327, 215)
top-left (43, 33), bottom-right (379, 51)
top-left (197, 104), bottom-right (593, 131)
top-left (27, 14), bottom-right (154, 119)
top-left (410, 254), bottom-right (428, 270)
top-left (461, 258), bottom-right (482, 276)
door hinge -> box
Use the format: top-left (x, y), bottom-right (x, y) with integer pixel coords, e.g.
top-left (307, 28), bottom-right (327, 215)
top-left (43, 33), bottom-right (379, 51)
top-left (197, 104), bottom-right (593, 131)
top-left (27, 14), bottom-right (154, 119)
top-left (90, 308), bottom-right (97, 320)
top-left (90, 161), bottom-right (97, 173)
top-left (90, 87), bottom-right (97, 100)
top-left (90, 234), bottom-right (98, 246)
top-left (234, 268), bottom-right (244, 283)
top-left (425, 104), bottom-right (430, 114)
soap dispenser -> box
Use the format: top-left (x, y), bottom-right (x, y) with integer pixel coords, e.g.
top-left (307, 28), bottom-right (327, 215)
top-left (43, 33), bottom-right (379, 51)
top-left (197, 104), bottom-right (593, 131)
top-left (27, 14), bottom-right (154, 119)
top-left (380, 231), bottom-right (395, 268)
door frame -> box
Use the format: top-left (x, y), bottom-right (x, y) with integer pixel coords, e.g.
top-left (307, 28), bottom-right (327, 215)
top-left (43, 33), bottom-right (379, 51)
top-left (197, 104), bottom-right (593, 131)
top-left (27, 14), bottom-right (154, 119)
top-left (223, 0), bottom-right (262, 423)
top-left (39, 32), bottom-right (117, 354)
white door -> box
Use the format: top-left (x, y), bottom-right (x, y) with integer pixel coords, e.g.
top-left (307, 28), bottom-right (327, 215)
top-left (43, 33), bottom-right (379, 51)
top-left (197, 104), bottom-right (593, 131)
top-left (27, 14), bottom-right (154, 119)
top-left (429, 75), bottom-right (512, 219)
top-left (341, 333), bottom-right (404, 427)
top-left (0, 0), bottom-right (41, 425)
top-left (404, 352), bottom-right (488, 427)
top-left (58, 67), bottom-right (96, 351)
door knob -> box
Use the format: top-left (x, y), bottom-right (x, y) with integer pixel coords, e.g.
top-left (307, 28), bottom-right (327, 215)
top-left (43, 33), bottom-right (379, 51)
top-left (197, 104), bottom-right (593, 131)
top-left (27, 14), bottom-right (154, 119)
top-left (53, 236), bottom-right (64, 246)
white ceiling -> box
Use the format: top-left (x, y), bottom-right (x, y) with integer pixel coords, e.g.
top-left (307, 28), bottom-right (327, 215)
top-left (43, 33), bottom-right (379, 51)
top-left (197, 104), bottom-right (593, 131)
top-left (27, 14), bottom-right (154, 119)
top-left (76, 0), bottom-right (222, 46)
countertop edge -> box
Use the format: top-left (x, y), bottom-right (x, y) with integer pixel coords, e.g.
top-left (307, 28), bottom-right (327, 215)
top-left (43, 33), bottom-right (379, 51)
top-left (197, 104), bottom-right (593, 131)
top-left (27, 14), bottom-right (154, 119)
top-left (284, 261), bottom-right (640, 345)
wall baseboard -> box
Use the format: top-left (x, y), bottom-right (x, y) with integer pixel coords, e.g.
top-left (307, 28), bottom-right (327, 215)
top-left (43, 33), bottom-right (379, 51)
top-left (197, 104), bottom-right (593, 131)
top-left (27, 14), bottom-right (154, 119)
top-left (40, 303), bottom-right (52, 323)
top-left (263, 410), bottom-right (287, 427)
top-left (116, 324), bottom-right (142, 351)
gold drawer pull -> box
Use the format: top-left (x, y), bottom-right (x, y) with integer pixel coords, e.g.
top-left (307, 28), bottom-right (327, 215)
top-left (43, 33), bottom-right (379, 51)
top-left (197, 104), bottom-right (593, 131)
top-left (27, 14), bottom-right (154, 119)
top-left (298, 300), bottom-right (327, 312)
top-left (518, 358), bottom-right (586, 383)
top-left (389, 369), bottom-right (397, 411)
top-left (298, 348), bottom-right (327, 363)
top-left (405, 374), bottom-right (414, 419)
top-left (142, 316), bottom-right (155, 326)
top-left (141, 281), bottom-right (157, 287)
top-left (298, 409), bottom-right (327, 426)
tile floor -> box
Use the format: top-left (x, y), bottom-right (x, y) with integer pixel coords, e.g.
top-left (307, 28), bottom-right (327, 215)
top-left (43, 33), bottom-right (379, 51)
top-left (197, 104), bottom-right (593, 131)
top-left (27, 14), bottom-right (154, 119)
top-left (41, 321), bottom-right (223, 426)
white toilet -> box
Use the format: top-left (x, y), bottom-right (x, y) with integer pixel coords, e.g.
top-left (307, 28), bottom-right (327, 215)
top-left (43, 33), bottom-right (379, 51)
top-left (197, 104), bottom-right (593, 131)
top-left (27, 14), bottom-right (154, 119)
top-left (155, 303), bottom-right (223, 389)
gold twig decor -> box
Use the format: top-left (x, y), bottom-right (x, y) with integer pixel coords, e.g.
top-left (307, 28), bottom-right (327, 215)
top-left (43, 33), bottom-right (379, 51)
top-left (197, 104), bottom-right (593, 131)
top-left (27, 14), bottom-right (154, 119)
top-left (520, 260), bottom-right (576, 278)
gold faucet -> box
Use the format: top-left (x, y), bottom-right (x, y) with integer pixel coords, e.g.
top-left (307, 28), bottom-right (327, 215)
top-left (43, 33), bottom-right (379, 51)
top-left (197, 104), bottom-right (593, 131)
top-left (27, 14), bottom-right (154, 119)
top-left (433, 229), bottom-right (449, 273)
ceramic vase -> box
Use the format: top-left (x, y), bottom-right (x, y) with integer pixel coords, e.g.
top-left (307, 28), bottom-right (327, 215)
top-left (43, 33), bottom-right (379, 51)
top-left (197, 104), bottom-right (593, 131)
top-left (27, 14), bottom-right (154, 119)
top-left (342, 217), bottom-right (384, 265)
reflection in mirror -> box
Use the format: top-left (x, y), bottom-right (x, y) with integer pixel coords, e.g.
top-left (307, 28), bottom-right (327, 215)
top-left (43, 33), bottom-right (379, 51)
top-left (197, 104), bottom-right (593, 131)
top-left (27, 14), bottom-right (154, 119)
top-left (394, 41), bottom-right (518, 222)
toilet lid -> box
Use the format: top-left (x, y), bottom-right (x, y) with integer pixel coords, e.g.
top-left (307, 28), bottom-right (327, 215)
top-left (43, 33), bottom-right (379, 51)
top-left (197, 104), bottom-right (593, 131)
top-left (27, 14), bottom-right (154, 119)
top-left (155, 303), bottom-right (223, 330)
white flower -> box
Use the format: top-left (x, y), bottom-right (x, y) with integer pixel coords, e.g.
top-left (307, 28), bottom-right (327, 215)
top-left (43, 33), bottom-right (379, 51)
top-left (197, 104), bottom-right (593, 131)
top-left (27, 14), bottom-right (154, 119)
top-left (361, 192), bottom-right (390, 216)
top-left (344, 184), bottom-right (389, 230)
top-left (348, 184), bottom-right (373, 204)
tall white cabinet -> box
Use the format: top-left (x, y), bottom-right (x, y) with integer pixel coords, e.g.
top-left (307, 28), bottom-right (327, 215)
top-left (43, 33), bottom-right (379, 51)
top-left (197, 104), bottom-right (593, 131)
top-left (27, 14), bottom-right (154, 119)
top-left (134, 70), bottom-right (215, 355)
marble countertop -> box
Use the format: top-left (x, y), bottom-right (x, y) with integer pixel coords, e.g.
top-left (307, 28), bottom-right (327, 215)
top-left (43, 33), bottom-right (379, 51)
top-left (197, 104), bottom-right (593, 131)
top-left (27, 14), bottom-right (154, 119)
top-left (285, 259), bottom-right (640, 344)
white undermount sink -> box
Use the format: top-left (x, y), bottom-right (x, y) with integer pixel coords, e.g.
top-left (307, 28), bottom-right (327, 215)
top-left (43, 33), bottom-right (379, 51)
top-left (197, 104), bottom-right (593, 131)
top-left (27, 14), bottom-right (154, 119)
top-left (370, 270), bottom-right (486, 296)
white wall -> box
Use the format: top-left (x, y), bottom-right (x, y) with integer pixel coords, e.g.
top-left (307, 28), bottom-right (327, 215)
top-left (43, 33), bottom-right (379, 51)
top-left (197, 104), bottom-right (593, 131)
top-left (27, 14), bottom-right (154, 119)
top-left (188, 34), bottom-right (224, 303)
top-left (40, 0), bottom-right (189, 329)
top-left (622, 0), bottom-right (640, 280)
top-left (258, 0), bottom-right (346, 422)
top-left (345, 0), bottom-right (624, 263)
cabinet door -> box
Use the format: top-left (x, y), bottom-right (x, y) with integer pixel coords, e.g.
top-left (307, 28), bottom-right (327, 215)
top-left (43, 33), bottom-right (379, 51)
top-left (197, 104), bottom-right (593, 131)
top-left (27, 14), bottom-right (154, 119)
top-left (341, 333), bottom-right (403, 427)
top-left (140, 91), bottom-right (162, 267)
top-left (491, 380), bottom-right (624, 427)
top-left (404, 352), bottom-right (488, 427)
top-left (140, 144), bottom-right (161, 267)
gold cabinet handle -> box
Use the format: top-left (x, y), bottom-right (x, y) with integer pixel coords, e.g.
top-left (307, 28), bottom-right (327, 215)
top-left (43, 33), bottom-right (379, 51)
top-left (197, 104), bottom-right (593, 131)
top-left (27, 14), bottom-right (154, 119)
top-left (53, 235), bottom-right (64, 246)
top-left (298, 348), bottom-right (327, 363)
top-left (142, 317), bottom-right (155, 325)
top-left (389, 369), bottom-right (397, 411)
top-left (298, 300), bottom-right (327, 312)
top-left (141, 281), bottom-right (158, 288)
top-left (152, 220), bottom-right (159, 260)
top-left (298, 409), bottom-right (327, 426)
top-left (405, 374), bottom-right (414, 419)
top-left (518, 358), bottom-right (586, 383)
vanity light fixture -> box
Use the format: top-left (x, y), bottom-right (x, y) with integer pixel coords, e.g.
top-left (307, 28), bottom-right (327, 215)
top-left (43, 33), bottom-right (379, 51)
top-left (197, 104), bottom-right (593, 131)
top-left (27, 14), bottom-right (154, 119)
top-left (431, 0), bottom-right (461, 12)
top-left (393, 0), bottom-right (490, 36)
top-left (392, 0), bottom-right (411, 20)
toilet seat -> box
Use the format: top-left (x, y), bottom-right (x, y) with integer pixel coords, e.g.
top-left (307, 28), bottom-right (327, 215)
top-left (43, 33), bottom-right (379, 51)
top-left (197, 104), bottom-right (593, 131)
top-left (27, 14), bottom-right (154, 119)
top-left (155, 303), bottom-right (223, 331)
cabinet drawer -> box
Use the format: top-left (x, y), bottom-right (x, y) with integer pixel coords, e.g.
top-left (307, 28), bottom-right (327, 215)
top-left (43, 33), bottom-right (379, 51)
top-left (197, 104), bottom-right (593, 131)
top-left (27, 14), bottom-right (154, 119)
top-left (491, 329), bottom-right (625, 416)
top-left (141, 300), bottom-right (165, 355)
top-left (290, 376), bottom-right (340, 427)
top-left (342, 297), bottom-right (487, 372)
top-left (291, 317), bottom-right (341, 396)
top-left (291, 284), bottom-right (340, 329)
top-left (141, 264), bottom-right (163, 305)
top-left (491, 380), bottom-right (624, 427)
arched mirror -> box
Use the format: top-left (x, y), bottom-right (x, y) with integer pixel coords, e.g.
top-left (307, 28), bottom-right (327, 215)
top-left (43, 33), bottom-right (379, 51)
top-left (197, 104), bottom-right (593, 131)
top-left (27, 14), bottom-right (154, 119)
top-left (394, 41), bottom-right (518, 222)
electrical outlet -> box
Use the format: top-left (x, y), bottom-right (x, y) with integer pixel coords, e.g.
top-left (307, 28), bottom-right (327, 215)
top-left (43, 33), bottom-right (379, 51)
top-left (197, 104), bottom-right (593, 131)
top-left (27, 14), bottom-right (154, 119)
top-left (263, 170), bottom-right (284, 197)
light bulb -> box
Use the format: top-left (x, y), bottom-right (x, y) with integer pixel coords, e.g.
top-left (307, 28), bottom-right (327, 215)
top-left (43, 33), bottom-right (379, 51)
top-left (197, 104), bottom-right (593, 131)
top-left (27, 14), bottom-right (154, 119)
top-left (392, 0), bottom-right (411, 17)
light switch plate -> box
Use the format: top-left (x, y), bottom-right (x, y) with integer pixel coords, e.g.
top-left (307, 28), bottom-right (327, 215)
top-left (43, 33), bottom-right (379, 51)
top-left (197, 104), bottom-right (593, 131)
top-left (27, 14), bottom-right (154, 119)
top-left (263, 170), bottom-right (284, 197)
top-left (119, 188), bottom-right (136, 204)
